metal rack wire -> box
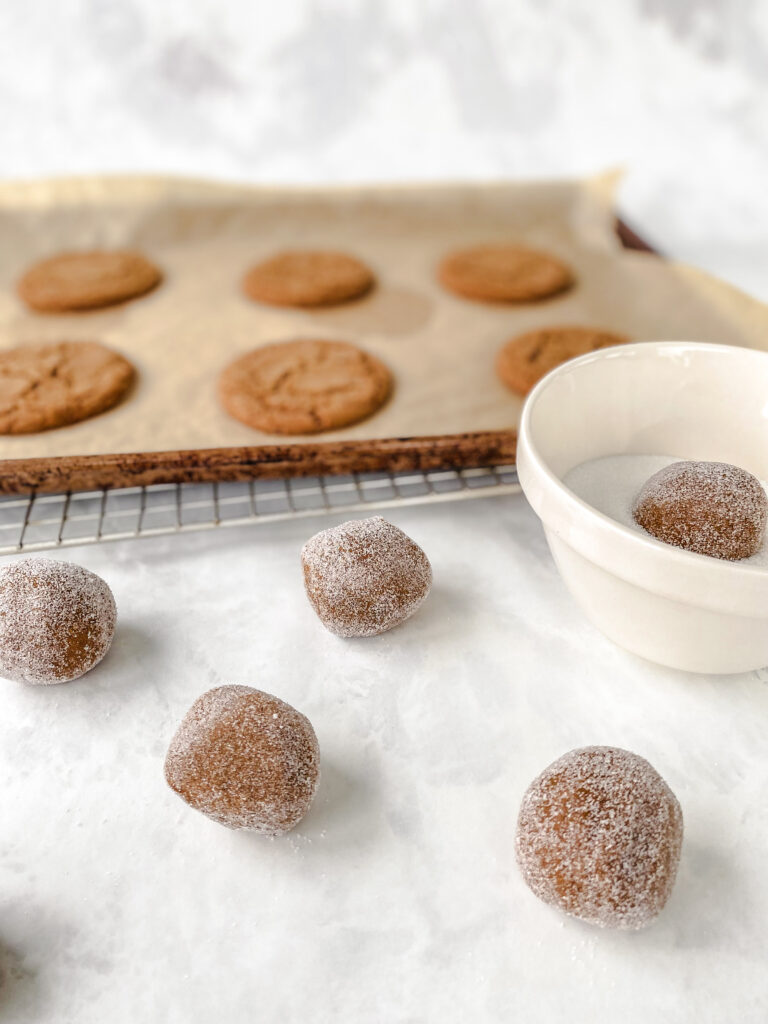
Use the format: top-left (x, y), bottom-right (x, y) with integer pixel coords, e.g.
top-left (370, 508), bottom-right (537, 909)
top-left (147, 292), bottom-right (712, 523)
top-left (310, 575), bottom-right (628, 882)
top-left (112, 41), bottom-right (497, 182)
top-left (0, 465), bottom-right (519, 554)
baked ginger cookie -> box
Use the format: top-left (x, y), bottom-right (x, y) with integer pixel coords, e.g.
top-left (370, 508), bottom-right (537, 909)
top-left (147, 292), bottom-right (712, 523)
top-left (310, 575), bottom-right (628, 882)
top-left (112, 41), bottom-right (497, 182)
top-left (219, 338), bottom-right (392, 435)
top-left (242, 250), bottom-right (374, 308)
top-left (439, 244), bottom-right (574, 303)
top-left (18, 249), bottom-right (162, 313)
top-left (0, 340), bottom-right (136, 434)
top-left (496, 326), bottom-right (629, 396)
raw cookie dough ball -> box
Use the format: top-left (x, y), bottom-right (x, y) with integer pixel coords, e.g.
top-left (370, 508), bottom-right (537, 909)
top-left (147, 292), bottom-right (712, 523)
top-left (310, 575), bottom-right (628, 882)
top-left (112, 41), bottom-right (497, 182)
top-left (301, 516), bottom-right (432, 637)
top-left (633, 460), bottom-right (767, 561)
top-left (165, 685), bottom-right (320, 835)
top-left (515, 746), bottom-right (683, 930)
top-left (0, 558), bottom-right (116, 684)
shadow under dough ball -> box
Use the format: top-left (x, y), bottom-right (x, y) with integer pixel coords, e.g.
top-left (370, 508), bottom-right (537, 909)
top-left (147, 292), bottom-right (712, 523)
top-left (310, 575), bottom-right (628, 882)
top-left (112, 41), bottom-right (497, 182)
top-left (17, 249), bottom-right (162, 312)
top-left (633, 460), bottom-right (767, 561)
top-left (515, 746), bottom-right (683, 930)
top-left (0, 557), bottom-right (116, 684)
top-left (165, 685), bottom-right (320, 835)
top-left (301, 516), bottom-right (432, 637)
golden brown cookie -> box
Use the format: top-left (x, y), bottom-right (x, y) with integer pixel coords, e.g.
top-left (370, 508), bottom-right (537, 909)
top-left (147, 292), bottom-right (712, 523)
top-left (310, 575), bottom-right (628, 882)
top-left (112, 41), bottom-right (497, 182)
top-left (438, 244), bottom-right (574, 303)
top-left (496, 325), bottom-right (629, 396)
top-left (0, 340), bottom-right (136, 434)
top-left (219, 338), bottom-right (392, 435)
top-left (17, 249), bottom-right (162, 313)
top-left (242, 250), bottom-right (374, 308)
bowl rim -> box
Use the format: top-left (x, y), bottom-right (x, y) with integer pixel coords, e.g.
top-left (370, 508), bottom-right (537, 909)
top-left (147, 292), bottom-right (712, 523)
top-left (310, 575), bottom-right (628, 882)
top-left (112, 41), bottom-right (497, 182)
top-left (517, 340), bottom-right (768, 614)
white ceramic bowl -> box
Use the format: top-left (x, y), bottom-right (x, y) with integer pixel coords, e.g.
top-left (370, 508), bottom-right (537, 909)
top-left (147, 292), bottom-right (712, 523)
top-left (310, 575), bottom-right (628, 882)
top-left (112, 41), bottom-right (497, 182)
top-left (517, 341), bottom-right (768, 674)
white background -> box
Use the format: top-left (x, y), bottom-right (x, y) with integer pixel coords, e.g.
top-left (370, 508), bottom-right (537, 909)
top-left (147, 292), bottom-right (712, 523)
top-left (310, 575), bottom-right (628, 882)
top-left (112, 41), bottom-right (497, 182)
top-left (1, 3), bottom-right (767, 1022)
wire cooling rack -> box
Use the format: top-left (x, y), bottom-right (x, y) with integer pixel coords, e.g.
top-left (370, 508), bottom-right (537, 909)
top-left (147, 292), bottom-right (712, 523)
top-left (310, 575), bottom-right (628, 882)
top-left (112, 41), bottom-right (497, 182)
top-left (0, 465), bottom-right (519, 554)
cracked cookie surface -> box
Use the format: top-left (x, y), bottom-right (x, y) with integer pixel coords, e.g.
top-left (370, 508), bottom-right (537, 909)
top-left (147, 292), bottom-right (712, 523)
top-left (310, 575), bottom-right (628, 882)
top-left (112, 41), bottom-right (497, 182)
top-left (218, 339), bottom-right (392, 435)
top-left (496, 325), bottom-right (629, 395)
top-left (438, 244), bottom-right (574, 303)
top-left (242, 250), bottom-right (374, 308)
top-left (17, 249), bottom-right (162, 312)
top-left (0, 341), bottom-right (136, 434)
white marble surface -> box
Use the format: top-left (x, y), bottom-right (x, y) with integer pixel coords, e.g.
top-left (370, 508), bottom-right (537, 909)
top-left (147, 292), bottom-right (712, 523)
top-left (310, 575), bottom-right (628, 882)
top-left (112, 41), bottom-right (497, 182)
top-left (2, 500), bottom-right (768, 1023)
top-left (1, 2), bottom-right (768, 1021)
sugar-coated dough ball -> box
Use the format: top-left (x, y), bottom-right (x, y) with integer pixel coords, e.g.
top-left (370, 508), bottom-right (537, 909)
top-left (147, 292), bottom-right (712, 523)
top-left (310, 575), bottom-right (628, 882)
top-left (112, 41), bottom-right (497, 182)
top-left (164, 685), bottom-right (320, 835)
top-left (633, 460), bottom-right (767, 561)
top-left (301, 516), bottom-right (432, 637)
top-left (515, 746), bottom-right (683, 930)
top-left (0, 557), bottom-right (116, 684)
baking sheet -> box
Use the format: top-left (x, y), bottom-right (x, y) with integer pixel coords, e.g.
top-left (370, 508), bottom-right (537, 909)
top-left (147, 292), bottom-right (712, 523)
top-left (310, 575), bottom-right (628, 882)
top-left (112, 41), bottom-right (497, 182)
top-left (1, 174), bottom-right (768, 461)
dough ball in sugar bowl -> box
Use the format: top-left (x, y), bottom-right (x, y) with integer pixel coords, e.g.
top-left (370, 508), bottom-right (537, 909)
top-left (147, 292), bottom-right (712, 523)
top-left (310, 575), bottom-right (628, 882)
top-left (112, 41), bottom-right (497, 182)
top-left (633, 460), bottom-right (767, 561)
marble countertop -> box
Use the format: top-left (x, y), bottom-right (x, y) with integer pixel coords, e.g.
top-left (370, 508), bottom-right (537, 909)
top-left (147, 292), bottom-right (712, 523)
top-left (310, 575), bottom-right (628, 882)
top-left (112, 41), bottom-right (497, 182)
top-left (1, 2), bottom-right (768, 1021)
top-left (3, 499), bottom-right (768, 1023)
